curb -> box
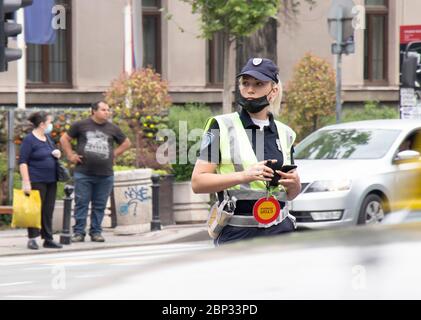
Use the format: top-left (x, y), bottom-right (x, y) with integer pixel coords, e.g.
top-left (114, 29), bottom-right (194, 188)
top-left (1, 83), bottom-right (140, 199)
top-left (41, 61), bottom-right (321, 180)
top-left (0, 228), bottom-right (210, 258)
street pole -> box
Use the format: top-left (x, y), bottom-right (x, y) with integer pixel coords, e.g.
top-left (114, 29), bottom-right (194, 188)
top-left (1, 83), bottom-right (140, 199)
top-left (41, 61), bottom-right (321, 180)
top-left (328, 1), bottom-right (356, 124)
top-left (124, 0), bottom-right (133, 109)
top-left (6, 109), bottom-right (15, 205)
top-left (335, 9), bottom-right (344, 124)
top-left (336, 52), bottom-right (343, 124)
top-left (16, 8), bottom-right (26, 110)
top-left (151, 174), bottom-right (161, 231)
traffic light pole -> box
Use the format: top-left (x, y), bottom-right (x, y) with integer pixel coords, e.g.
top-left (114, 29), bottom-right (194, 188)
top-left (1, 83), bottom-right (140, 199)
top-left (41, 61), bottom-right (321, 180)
top-left (7, 109), bottom-right (15, 205)
top-left (16, 7), bottom-right (25, 109)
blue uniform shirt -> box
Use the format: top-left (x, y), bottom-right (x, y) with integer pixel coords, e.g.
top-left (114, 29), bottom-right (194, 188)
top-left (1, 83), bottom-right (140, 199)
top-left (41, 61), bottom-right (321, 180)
top-left (19, 133), bottom-right (57, 183)
top-left (198, 109), bottom-right (295, 215)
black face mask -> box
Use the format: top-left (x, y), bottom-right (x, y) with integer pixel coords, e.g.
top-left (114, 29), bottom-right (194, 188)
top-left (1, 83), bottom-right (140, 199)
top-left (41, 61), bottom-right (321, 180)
top-left (237, 90), bottom-right (273, 114)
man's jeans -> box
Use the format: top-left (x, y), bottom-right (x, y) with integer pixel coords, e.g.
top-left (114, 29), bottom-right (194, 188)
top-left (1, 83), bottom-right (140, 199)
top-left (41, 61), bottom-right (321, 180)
top-left (73, 172), bottom-right (114, 236)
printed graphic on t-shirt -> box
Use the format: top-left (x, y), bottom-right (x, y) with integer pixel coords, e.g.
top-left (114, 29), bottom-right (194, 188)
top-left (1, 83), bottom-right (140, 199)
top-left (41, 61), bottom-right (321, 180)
top-left (84, 130), bottom-right (110, 159)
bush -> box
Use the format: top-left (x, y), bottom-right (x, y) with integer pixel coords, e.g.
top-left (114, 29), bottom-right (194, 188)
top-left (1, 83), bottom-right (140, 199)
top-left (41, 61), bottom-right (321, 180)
top-left (342, 101), bottom-right (399, 122)
top-left (113, 165), bottom-right (137, 172)
top-left (0, 112), bottom-right (6, 152)
top-left (281, 53), bottom-right (336, 142)
top-left (314, 101), bottom-right (400, 129)
top-left (114, 148), bottom-right (137, 167)
top-left (105, 68), bottom-right (172, 170)
top-left (167, 103), bottom-right (213, 182)
top-left (11, 109), bottom-right (90, 146)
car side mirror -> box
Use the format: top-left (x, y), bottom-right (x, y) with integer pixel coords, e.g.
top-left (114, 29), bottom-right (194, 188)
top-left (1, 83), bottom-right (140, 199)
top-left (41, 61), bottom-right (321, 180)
top-left (394, 150), bottom-right (421, 163)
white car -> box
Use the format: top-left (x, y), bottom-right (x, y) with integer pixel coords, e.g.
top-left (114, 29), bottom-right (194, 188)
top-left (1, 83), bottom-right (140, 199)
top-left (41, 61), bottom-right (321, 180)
top-left (290, 119), bottom-right (421, 229)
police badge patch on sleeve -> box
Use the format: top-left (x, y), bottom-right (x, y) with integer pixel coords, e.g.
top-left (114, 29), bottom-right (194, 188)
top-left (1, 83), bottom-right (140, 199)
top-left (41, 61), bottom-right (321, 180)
top-left (200, 131), bottom-right (215, 150)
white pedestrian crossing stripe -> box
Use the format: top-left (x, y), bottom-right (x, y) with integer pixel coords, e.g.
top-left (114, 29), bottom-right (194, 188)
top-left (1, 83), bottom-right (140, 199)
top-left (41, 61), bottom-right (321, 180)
top-left (0, 242), bottom-right (212, 267)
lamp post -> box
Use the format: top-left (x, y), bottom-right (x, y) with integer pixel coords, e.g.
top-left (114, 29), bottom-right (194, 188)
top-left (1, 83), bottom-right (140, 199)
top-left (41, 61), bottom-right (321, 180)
top-left (328, 0), bottom-right (356, 123)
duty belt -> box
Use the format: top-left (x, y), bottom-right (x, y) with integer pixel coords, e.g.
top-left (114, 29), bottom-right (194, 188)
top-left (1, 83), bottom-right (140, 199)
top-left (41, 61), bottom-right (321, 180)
top-left (227, 209), bottom-right (295, 229)
top-left (226, 190), bottom-right (288, 201)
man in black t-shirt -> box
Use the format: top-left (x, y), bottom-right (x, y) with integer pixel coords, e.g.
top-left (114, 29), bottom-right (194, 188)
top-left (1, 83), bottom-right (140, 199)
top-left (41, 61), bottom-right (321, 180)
top-left (60, 101), bottom-right (131, 242)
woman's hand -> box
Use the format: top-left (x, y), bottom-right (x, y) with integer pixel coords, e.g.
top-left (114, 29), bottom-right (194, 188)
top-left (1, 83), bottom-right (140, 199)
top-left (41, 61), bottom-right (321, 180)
top-left (276, 169), bottom-right (301, 200)
top-left (241, 160), bottom-right (275, 184)
top-left (51, 149), bottom-right (61, 159)
top-left (22, 180), bottom-right (32, 195)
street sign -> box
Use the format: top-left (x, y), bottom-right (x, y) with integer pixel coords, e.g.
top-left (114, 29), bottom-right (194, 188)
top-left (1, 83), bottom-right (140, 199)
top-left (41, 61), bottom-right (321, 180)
top-left (328, 0), bottom-right (356, 43)
top-left (400, 25), bottom-right (421, 45)
top-left (400, 88), bottom-right (420, 120)
top-left (400, 25), bottom-right (421, 119)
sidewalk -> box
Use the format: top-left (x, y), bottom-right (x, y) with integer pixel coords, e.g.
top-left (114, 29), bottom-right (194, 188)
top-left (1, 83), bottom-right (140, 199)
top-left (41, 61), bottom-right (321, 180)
top-left (0, 224), bottom-right (210, 258)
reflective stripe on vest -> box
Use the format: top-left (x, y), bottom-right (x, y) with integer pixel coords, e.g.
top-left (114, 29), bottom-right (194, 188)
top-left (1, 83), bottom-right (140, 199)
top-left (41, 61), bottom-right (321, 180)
top-left (203, 112), bottom-right (296, 195)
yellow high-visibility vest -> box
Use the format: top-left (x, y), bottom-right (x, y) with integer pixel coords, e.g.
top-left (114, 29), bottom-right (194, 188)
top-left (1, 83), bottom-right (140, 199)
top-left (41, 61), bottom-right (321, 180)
top-left (204, 112), bottom-right (296, 200)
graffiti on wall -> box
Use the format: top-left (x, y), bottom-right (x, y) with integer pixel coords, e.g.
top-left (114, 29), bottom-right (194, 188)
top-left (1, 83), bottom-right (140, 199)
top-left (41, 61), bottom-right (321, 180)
top-left (118, 186), bottom-right (151, 217)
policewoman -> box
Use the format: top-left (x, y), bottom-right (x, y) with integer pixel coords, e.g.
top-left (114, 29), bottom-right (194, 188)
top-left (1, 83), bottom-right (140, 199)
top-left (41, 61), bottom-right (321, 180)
top-left (192, 58), bottom-right (301, 245)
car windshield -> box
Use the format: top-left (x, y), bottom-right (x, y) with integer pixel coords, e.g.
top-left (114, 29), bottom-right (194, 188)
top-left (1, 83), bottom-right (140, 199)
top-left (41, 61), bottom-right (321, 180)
top-left (295, 128), bottom-right (401, 160)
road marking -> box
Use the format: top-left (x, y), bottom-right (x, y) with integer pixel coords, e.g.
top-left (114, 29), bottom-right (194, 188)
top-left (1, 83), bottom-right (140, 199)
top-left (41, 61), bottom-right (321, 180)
top-left (0, 242), bottom-right (210, 259)
top-left (21, 267), bottom-right (53, 271)
top-left (0, 243), bottom-right (212, 267)
top-left (0, 281), bottom-right (33, 287)
top-left (73, 274), bottom-right (106, 279)
top-left (3, 295), bottom-right (53, 299)
top-left (46, 246), bottom-right (209, 264)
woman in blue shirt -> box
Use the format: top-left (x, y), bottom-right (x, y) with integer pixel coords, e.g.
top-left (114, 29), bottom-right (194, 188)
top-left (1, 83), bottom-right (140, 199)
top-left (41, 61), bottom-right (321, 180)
top-left (19, 111), bottom-right (63, 250)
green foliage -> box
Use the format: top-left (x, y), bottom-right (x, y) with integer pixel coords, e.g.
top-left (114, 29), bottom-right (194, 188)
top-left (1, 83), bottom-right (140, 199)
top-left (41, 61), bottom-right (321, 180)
top-left (0, 152), bottom-right (6, 178)
top-left (314, 101), bottom-right (400, 129)
top-left (168, 103), bottom-right (213, 182)
top-left (168, 103), bottom-right (213, 135)
top-left (0, 152), bottom-right (7, 207)
top-left (56, 182), bottom-right (65, 201)
top-left (282, 101), bottom-right (400, 143)
top-left (114, 148), bottom-right (137, 167)
top-left (105, 68), bottom-right (172, 170)
top-left (0, 112), bottom-right (6, 152)
top-left (342, 101), bottom-right (400, 122)
top-left (113, 165), bottom-right (137, 172)
top-left (183, 0), bottom-right (280, 39)
top-left (281, 53), bottom-right (336, 142)
top-left (12, 109), bottom-right (90, 146)
top-left (105, 68), bottom-right (171, 115)
top-left (152, 169), bottom-right (173, 176)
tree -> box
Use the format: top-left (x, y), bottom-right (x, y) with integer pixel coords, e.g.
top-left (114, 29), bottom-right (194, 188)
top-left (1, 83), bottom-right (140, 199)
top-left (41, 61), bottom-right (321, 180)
top-left (236, 0), bottom-right (317, 71)
top-left (183, 0), bottom-right (318, 114)
top-left (281, 53), bottom-right (336, 141)
top-left (183, 0), bottom-right (280, 114)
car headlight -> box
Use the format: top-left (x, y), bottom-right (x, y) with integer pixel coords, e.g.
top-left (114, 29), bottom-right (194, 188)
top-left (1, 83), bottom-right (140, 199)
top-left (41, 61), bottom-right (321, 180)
top-left (305, 179), bottom-right (352, 193)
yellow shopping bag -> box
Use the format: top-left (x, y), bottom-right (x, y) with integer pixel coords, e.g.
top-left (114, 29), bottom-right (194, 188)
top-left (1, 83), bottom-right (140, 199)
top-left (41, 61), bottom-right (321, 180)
top-left (11, 189), bottom-right (41, 229)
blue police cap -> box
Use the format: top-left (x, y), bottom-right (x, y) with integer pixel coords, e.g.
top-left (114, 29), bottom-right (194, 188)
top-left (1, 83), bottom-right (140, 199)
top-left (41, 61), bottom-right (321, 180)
top-left (237, 58), bottom-right (279, 83)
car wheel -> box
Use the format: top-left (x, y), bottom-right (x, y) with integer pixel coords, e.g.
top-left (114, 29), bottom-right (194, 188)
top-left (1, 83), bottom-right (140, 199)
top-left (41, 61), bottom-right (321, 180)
top-left (358, 194), bottom-right (387, 225)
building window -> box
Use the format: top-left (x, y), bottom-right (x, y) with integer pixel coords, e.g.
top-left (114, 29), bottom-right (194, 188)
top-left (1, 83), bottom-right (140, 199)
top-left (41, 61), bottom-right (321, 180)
top-left (364, 0), bottom-right (388, 84)
top-left (207, 32), bottom-right (224, 86)
top-left (27, 0), bottom-right (72, 87)
top-left (143, 0), bottom-right (161, 73)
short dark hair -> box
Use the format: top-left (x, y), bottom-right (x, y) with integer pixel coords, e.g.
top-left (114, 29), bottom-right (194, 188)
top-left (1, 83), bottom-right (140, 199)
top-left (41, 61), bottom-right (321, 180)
top-left (91, 100), bottom-right (108, 114)
top-left (28, 111), bottom-right (50, 128)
